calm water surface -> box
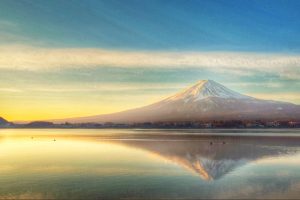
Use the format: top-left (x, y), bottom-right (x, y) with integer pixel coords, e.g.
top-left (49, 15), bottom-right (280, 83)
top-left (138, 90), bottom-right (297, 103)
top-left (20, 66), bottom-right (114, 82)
top-left (0, 129), bottom-right (300, 199)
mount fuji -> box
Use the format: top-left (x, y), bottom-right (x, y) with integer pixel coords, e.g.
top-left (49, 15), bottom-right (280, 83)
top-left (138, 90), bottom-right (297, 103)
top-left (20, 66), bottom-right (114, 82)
top-left (57, 80), bottom-right (300, 123)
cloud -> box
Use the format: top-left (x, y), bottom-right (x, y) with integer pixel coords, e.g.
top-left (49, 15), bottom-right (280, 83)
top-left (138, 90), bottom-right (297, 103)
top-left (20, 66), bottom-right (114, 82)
top-left (0, 87), bottom-right (23, 93)
top-left (0, 45), bottom-right (300, 79)
top-left (0, 82), bottom-right (184, 93)
top-left (0, 21), bottom-right (41, 45)
top-left (227, 82), bottom-right (286, 88)
top-left (249, 93), bottom-right (300, 103)
top-left (2, 81), bottom-right (300, 103)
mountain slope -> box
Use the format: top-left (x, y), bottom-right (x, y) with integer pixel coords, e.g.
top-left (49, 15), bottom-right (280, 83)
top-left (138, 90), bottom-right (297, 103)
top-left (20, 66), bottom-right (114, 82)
top-left (56, 80), bottom-right (300, 123)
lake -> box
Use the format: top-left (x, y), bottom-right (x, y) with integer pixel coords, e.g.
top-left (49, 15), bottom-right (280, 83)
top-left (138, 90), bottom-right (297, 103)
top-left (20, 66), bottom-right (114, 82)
top-left (0, 129), bottom-right (300, 199)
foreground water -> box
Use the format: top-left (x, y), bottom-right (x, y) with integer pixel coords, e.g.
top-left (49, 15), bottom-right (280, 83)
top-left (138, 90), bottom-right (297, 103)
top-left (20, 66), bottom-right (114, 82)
top-left (0, 129), bottom-right (300, 199)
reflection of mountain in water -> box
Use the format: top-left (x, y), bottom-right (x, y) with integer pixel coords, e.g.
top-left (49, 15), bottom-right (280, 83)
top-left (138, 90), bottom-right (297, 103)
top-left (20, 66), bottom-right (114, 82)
top-left (114, 138), bottom-right (300, 181)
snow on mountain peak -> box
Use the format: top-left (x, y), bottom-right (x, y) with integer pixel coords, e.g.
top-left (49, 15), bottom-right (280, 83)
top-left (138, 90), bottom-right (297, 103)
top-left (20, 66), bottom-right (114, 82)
top-left (166, 79), bottom-right (251, 102)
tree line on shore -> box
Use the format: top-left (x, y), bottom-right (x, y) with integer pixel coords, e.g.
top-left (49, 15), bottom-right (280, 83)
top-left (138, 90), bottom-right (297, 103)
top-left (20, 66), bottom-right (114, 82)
top-left (1, 119), bottom-right (300, 129)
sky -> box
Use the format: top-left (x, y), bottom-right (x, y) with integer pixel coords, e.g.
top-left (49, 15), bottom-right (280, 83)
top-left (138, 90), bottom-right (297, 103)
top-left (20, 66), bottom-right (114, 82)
top-left (0, 0), bottom-right (300, 121)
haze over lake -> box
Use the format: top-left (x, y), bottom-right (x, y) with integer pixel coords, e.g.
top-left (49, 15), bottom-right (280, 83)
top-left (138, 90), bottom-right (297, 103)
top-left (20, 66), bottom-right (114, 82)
top-left (1, 129), bottom-right (300, 199)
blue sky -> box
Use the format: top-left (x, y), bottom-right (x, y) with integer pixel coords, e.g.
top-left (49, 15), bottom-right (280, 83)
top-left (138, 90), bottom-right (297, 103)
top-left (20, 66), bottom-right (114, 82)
top-left (1, 0), bottom-right (300, 51)
top-left (0, 0), bottom-right (300, 120)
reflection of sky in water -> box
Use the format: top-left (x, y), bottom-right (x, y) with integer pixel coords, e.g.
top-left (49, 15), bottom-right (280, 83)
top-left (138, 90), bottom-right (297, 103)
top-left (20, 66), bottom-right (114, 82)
top-left (0, 129), bottom-right (300, 199)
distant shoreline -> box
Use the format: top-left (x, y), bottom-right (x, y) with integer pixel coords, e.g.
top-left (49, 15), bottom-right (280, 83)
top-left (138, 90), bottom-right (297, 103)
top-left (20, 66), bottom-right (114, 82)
top-left (1, 126), bottom-right (300, 130)
top-left (1, 118), bottom-right (300, 129)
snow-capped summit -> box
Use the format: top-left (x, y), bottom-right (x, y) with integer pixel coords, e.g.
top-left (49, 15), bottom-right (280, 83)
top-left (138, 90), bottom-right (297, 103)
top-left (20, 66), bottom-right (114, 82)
top-left (55, 80), bottom-right (300, 123)
top-left (165, 80), bottom-right (251, 103)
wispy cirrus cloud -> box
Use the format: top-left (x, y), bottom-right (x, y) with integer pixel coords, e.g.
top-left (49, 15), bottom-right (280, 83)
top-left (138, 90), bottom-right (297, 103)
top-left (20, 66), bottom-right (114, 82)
top-left (249, 93), bottom-right (300, 103)
top-left (0, 87), bottom-right (23, 93)
top-left (0, 21), bottom-right (48, 47)
top-left (227, 82), bottom-right (287, 88)
top-left (2, 81), bottom-right (300, 103)
top-left (0, 45), bottom-right (300, 79)
top-left (0, 82), bottom-right (184, 93)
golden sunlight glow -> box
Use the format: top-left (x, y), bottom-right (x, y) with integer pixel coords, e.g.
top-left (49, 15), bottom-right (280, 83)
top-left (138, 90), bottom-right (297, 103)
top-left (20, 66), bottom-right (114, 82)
top-left (0, 133), bottom-right (179, 177)
top-left (0, 93), bottom-right (166, 121)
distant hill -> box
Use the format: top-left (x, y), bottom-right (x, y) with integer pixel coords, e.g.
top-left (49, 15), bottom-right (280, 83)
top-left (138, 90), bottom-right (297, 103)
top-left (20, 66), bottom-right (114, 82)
top-left (0, 117), bottom-right (11, 127)
top-left (24, 121), bottom-right (54, 128)
top-left (55, 80), bottom-right (300, 123)
top-left (0, 117), bottom-right (9, 124)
